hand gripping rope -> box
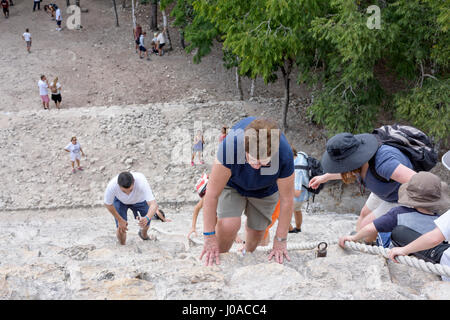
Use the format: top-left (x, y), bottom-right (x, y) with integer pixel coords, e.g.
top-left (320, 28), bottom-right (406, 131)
top-left (151, 225), bottom-right (450, 278)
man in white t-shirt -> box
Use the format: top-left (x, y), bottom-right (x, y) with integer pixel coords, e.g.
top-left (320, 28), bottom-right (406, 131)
top-left (38, 75), bottom-right (49, 109)
top-left (156, 28), bottom-right (166, 56)
top-left (55, 7), bottom-right (62, 31)
top-left (22, 28), bottom-right (32, 53)
top-left (104, 171), bottom-right (158, 245)
top-left (389, 151), bottom-right (450, 281)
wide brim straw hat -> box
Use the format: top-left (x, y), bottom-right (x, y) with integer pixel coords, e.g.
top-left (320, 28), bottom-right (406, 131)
top-left (321, 132), bottom-right (379, 173)
top-left (398, 171), bottom-right (450, 214)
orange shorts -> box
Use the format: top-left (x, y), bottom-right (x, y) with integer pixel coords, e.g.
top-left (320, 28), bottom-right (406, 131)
top-left (263, 200), bottom-right (280, 239)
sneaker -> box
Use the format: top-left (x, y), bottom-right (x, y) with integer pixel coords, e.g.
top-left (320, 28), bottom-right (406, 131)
top-left (77, 166), bottom-right (83, 171)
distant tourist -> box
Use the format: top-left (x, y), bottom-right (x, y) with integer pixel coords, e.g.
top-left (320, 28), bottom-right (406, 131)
top-left (38, 75), bottom-right (50, 109)
top-left (44, 3), bottom-right (58, 20)
top-left (133, 23), bottom-right (142, 53)
top-left (1, 0), bottom-right (9, 18)
top-left (33, 0), bottom-right (40, 11)
top-left (191, 130), bottom-right (204, 166)
top-left (218, 126), bottom-right (228, 142)
top-left (49, 77), bottom-right (62, 109)
top-left (156, 28), bottom-right (166, 56)
top-left (55, 6), bottom-right (62, 31)
top-left (64, 136), bottom-right (85, 173)
top-left (289, 146), bottom-right (310, 233)
top-left (104, 172), bottom-right (159, 245)
top-left (151, 32), bottom-right (158, 54)
top-left (22, 28), bottom-right (32, 53)
top-left (138, 32), bottom-right (150, 60)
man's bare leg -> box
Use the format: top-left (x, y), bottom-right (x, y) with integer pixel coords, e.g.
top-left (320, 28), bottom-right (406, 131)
top-left (216, 217), bottom-right (241, 253)
top-left (244, 223), bottom-right (265, 252)
top-left (117, 228), bottom-right (127, 245)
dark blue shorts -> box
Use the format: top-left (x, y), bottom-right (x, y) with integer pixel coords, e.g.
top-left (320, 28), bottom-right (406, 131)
top-left (113, 197), bottom-right (150, 228)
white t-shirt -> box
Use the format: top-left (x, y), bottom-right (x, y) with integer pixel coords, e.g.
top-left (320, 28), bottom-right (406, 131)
top-left (55, 8), bottom-right (61, 21)
top-left (104, 172), bottom-right (155, 205)
top-left (434, 210), bottom-right (450, 281)
top-left (23, 32), bottom-right (31, 42)
top-left (65, 142), bottom-right (81, 155)
top-left (38, 80), bottom-right (48, 95)
top-left (139, 34), bottom-right (145, 47)
top-left (157, 32), bottom-right (165, 44)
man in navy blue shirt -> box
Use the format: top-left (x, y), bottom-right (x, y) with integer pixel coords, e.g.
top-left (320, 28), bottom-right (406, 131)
top-left (200, 117), bottom-right (295, 265)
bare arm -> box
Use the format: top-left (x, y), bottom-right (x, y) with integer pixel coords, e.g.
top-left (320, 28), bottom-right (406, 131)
top-left (388, 227), bottom-right (445, 262)
top-left (339, 222), bottom-right (378, 248)
top-left (390, 164), bottom-right (416, 184)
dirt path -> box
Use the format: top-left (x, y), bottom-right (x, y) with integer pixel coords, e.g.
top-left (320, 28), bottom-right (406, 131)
top-left (0, 0), bottom-right (308, 112)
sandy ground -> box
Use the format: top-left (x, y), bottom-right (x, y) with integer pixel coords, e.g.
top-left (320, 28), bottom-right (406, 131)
top-left (0, 0), bottom-right (308, 112)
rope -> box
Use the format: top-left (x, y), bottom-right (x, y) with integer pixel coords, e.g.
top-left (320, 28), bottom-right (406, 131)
top-left (344, 241), bottom-right (450, 278)
top-left (151, 225), bottom-right (450, 278)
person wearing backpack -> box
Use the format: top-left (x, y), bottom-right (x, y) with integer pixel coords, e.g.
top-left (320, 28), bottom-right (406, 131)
top-left (288, 146), bottom-right (310, 233)
top-left (309, 132), bottom-right (416, 243)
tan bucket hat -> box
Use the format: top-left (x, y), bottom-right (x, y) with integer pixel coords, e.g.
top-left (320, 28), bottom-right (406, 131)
top-left (398, 171), bottom-right (450, 214)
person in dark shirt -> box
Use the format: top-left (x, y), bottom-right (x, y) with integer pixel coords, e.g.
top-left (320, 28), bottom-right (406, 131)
top-left (339, 172), bottom-right (449, 249)
top-left (200, 117), bottom-right (295, 266)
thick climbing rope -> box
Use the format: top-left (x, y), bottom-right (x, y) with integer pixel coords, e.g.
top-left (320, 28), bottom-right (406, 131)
top-left (151, 225), bottom-right (450, 278)
top-left (344, 240), bottom-right (450, 278)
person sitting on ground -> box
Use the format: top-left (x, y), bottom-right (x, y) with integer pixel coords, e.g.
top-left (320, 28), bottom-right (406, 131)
top-left (156, 28), bottom-right (166, 56)
top-left (138, 32), bottom-right (150, 60)
top-left (49, 77), bottom-right (62, 109)
top-left (289, 146), bottom-right (310, 233)
top-left (309, 132), bottom-right (416, 244)
top-left (64, 136), bottom-right (85, 173)
top-left (387, 151), bottom-right (450, 282)
top-left (104, 171), bottom-right (158, 245)
top-left (44, 3), bottom-right (57, 19)
top-left (151, 32), bottom-right (158, 54)
top-left (200, 117), bottom-right (295, 266)
top-left (133, 24), bottom-right (142, 53)
top-left (1, 0), bottom-right (9, 19)
top-left (338, 171), bottom-right (449, 250)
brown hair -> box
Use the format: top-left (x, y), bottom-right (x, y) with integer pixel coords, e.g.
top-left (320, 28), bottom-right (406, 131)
top-left (291, 145), bottom-right (298, 156)
top-left (244, 119), bottom-right (280, 159)
top-left (341, 167), bottom-right (362, 184)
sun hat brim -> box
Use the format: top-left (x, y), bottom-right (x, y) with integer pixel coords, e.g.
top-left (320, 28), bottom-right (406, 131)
top-left (321, 133), bottom-right (379, 173)
top-left (442, 150), bottom-right (450, 171)
top-left (398, 181), bottom-right (450, 214)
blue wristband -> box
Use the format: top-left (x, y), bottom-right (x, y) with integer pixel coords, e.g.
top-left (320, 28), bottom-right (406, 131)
top-left (203, 231), bottom-right (215, 236)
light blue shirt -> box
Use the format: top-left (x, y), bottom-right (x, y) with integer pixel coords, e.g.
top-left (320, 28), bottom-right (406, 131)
top-left (294, 152), bottom-right (310, 202)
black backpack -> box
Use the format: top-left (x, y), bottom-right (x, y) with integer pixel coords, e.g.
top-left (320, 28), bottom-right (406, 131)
top-left (294, 152), bottom-right (324, 201)
top-left (369, 124), bottom-right (438, 182)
